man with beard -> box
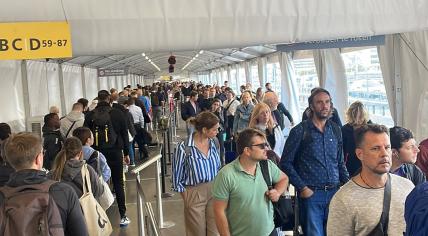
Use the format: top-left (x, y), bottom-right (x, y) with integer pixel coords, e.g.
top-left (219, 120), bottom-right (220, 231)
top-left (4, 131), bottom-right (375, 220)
top-left (327, 124), bottom-right (414, 235)
top-left (280, 88), bottom-right (349, 236)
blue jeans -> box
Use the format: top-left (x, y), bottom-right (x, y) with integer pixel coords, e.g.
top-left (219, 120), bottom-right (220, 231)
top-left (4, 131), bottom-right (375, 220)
top-left (129, 142), bottom-right (135, 165)
top-left (298, 188), bottom-right (338, 236)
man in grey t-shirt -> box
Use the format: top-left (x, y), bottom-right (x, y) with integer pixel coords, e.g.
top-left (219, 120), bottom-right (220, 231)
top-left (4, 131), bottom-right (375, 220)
top-left (327, 124), bottom-right (414, 236)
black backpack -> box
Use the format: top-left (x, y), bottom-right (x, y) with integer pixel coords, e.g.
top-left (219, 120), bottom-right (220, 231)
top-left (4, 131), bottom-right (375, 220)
top-left (87, 150), bottom-right (101, 177)
top-left (151, 93), bottom-right (160, 106)
top-left (91, 106), bottom-right (118, 150)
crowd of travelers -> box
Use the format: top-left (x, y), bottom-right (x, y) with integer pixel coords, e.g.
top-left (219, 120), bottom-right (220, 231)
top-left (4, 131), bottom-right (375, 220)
top-left (1, 80), bottom-right (428, 235)
top-left (172, 80), bottom-right (428, 236)
top-left (0, 83), bottom-right (171, 235)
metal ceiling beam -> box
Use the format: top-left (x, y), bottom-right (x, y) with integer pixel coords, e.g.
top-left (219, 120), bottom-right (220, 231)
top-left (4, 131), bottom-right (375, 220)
top-left (103, 54), bottom-right (142, 69)
top-left (238, 48), bottom-right (261, 57)
top-left (60, 57), bottom-right (81, 63)
top-left (109, 56), bottom-right (147, 69)
top-left (83, 56), bottom-right (111, 67)
top-left (95, 55), bottom-right (133, 68)
top-left (208, 49), bottom-right (246, 61)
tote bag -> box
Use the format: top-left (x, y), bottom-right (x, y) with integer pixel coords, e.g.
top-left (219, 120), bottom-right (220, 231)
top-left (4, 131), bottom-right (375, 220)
top-left (79, 164), bottom-right (113, 236)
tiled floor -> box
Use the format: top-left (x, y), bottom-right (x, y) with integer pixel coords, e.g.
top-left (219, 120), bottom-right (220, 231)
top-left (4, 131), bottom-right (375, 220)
top-left (107, 130), bottom-right (185, 236)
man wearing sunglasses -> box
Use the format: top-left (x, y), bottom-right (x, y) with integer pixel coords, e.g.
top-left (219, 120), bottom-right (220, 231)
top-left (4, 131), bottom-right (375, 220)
top-left (212, 128), bottom-right (288, 236)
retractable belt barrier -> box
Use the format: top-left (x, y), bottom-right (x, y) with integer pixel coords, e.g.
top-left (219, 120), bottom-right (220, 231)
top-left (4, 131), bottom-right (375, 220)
top-left (131, 152), bottom-right (175, 236)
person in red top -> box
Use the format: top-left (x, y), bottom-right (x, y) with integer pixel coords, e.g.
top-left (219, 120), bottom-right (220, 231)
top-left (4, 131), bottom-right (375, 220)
top-left (416, 138), bottom-right (428, 177)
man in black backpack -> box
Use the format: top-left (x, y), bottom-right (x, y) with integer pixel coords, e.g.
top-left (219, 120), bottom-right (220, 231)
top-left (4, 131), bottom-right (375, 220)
top-left (84, 90), bottom-right (131, 227)
top-left (0, 132), bottom-right (88, 236)
top-left (151, 86), bottom-right (165, 130)
top-left (279, 88), bottom-right (349, 236)
top-left (42, 113), bottom-right (64, 170)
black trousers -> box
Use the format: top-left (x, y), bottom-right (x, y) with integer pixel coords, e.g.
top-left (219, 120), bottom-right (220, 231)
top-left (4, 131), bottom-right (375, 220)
top-left (101, 148), bottom-right (127, 218)
top-left (133, 124), bottom-right (149, 159)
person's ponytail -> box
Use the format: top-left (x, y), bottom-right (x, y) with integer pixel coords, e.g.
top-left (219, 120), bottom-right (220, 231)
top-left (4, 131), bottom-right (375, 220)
top-left (51, 150), bottom-right (66, 181)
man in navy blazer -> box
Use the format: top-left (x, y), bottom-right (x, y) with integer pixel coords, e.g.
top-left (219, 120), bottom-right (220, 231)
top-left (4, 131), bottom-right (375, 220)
top-left (181, 91), bottom-right (200, 135)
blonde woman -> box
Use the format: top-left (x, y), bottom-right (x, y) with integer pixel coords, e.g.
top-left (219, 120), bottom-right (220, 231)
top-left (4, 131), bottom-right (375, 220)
top-left (342, 101), bottom-right (370, 176)
top-left (233, 91), bottom-right (254, 136)
top-left (249, 102), bottom-right (285, 158)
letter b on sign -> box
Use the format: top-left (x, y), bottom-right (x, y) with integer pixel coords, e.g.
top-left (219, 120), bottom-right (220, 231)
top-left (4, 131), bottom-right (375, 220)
top-left (0, 39), bottom-right (9, 51)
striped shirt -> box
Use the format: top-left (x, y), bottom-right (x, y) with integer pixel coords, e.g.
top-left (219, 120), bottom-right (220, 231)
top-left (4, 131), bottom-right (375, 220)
top-left (171, 134), bottom-right (221, 192)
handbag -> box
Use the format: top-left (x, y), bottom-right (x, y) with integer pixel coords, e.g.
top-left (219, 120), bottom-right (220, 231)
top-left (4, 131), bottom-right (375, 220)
top-left (79, 164), bottom-right (113, 236)
top-left (141, 128), bottom-right (153, 144)
top-left (259, 160), bottom-right (295, 230)
top-left (88, 151), bottom-right (114, 210)
top-left (368, 174), bottom-right (391, 236)
top-left (97, 176), bottom-right (114, 210)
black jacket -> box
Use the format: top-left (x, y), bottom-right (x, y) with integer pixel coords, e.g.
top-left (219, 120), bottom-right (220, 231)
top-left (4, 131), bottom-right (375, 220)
top-left (113, 103), bottom-right (136, 137)
top-left (181, 101), bottom-right (200, 121)
top-left (401, 164), bottom-right (426, 186)
top-left (273, 103), bottom-right (294, 130)
top-left (0, 162), bottom-right (14, 187)
top-left (134, 97), bottom-right (151, 122)
top-left (50, 159), bottom-right (104, 198)
top-left (42, 126), bottom-right (64, 170)
top-left (199, 98), bottom-right (213, 111)
top-left (215, 93), bottom-right (227, 103)
top-left (84, 101), bottom-right (129, 156)
top-left (181, 87), bottom-right (192, 97)
top-left (341, 123), bottom-right (360, 177)
top-left (0, 169), bottom-right (88, 236)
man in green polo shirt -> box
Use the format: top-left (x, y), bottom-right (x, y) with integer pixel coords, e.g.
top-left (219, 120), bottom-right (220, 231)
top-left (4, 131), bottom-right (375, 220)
top-left (212, 128), bottom-right (288, 236)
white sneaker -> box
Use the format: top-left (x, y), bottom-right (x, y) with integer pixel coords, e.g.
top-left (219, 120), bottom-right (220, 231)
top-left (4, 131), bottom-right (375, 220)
top-left (120, 216), bottom-right (131, 227)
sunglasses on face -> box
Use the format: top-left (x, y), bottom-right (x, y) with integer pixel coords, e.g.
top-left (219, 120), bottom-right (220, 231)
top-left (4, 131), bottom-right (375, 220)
top-left (250, 142), bottom-right (269, 150)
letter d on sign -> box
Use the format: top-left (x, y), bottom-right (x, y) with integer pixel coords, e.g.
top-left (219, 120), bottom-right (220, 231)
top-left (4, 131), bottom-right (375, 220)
top-left (29, 38), bottom-right (40, 50)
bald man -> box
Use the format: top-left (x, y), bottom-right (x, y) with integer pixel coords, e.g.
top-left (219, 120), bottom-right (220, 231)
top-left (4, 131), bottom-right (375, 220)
top-left (263, 92), bottom-right (294, 130)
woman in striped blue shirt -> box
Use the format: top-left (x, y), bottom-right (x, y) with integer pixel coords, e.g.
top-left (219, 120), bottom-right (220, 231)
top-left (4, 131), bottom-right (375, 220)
top-left (172, 111), bottom-right (221, 236)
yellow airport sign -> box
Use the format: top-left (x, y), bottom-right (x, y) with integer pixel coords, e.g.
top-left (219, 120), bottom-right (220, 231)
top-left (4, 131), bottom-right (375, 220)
top-left (0, 21), bottom-right (72, 60)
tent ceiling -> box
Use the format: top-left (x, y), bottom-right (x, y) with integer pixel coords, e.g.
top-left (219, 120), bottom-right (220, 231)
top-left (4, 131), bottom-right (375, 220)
top-left (1, 0), bottom-right (427, 75)
top-left (59, 46), bottom-right (276, 75)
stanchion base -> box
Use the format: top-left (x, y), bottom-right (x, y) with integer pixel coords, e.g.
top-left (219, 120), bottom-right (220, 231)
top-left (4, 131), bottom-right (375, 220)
top-left (160, 221), bottom-right (175, 229)
top-left (161, 192), bottom-right (174, 198)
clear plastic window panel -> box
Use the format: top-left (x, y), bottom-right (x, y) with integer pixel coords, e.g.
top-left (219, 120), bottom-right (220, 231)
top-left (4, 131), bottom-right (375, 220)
top-left (265, 62), bottom-right (282, 98)
top-left (293, 57), bottom-right (320, 114)
top-left (251, 64), bottom-right (260, 89)
top-left (342, 47), bottom-right (394, 127)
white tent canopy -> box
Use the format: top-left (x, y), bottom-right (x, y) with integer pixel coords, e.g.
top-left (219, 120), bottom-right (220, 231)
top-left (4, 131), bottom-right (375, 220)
top-left (0, 0), bottom-right (427, 56)
top-left (1, 0), bottom-right (428, 142)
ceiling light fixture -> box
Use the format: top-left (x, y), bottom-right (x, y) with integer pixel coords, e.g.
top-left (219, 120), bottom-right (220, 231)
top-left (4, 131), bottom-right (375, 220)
top-left (142, 53), bottom-right (160, 71)
top-left (182, 50), bottom-right (203, 71)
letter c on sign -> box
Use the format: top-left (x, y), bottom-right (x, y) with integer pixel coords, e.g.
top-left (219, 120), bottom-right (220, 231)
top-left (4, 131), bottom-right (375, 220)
top-left (12, 39), bottom-right (22, 51)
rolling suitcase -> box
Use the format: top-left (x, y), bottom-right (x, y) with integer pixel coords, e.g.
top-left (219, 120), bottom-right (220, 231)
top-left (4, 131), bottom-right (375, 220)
top-left (224, 139), bottom-right (237, 164)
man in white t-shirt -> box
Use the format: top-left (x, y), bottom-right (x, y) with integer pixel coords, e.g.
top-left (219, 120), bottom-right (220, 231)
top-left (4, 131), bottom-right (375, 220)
top-left (327, 124), bottom-right (414, 236)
